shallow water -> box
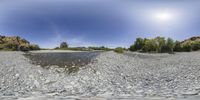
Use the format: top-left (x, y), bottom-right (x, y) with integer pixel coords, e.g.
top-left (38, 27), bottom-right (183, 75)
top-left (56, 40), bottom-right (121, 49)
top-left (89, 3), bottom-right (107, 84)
top-left (24, 51), bottom-right (101, 73)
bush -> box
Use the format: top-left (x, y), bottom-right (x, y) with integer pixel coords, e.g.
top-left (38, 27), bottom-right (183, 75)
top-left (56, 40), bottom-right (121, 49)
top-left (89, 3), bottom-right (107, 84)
top-left (29, 44), bottom-right (40, 50)
top-left (114, 47), bottom-right (124, 53)
top-left (191, 41), bottom-right (200, 51)
top-left (181, 42), bottom-right (192, 52)
top-left (4, 42), bottom-right (18, 51)
top-left (19, 44), bottom-right (30, 51)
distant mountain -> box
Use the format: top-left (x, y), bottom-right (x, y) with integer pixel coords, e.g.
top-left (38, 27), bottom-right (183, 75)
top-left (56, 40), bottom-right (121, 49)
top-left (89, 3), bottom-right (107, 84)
top-left (0, 35), bottom-right (40, 51)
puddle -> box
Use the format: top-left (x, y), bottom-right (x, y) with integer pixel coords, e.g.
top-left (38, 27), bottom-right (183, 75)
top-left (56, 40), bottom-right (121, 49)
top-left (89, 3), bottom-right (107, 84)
top-left (24, 51), bottom-right (101, 73)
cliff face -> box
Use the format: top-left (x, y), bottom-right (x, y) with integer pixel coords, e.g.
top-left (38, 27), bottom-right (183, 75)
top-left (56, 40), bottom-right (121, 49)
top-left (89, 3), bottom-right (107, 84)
top-left (0, 35), bottom-right (39, 51)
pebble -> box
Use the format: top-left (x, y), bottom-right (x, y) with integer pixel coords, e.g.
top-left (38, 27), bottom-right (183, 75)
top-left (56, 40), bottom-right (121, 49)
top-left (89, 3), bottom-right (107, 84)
top-left (0, 51), bottom-right (200, 100)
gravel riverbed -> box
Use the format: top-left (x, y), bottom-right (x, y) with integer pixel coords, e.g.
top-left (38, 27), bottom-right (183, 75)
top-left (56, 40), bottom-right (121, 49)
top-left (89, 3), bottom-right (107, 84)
top-left (1, 51), bottom-right (200, 100)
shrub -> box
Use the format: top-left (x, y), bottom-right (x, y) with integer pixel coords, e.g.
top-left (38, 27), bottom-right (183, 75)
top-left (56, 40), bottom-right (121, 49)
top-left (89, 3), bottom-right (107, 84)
top-left (54, 47), bottom-right (60, 49)
top-left (29, 44), bottom-right (40, 50)
top-left (114, 47), bottom-right (124, 53)
top-left (19, 44), bottom-right (30, 51)
top-left (181, 42), bottom-right (192, 52)
top-left (4, 42), bottom-right (18, 51)
top-left (191, 41), bottom-right (200, 51)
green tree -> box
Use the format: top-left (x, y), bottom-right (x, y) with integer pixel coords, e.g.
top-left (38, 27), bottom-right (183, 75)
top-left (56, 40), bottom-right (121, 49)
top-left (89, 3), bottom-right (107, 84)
top-left (129, 38), bottom-right (145, 51)
top-left (60, 42), bottom-right (68, 48)
top-left (142, 39), bottom-right (157, 52)
top-left (135, 38), bottom-right (145, 50)
top-left (29, 44), bottom-right (40, 50)
top-left (166, 38), bottom-right (175, 53)
top-left (174, 41), bottom-right (182, 52)
top-left (155, 37), bottom-right (166, 52)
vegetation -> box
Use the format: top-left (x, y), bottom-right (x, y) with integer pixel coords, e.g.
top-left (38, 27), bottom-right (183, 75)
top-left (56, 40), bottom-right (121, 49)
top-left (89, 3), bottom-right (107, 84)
top-left (0, 35), bottom-right (40, 51)
top-left (114, 47), bottom-right (124, 53)
top-left (88, 46), bottom-right (111, 51)
top-left (55, 42), bottom-right (112, 51)
top-left (129, 36), bottom-right (200, 53)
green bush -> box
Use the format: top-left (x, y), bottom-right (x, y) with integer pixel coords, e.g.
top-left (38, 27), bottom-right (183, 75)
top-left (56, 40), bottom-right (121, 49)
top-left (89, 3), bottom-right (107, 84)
top-left (181, 42), bottom-right (192, 52)
top-left (192, 41), bottom-right (200, 51)
top-left (4, 42), bottom-right (18, 51)
top-left (114, 47), bottom-right (124, 53)
top-left (19, 44), bottom-right (30, 51)
top-left (29, 44), bottom-right (40, 50)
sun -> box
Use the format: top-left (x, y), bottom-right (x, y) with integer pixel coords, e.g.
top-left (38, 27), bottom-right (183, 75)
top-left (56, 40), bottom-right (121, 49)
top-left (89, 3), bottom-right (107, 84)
top-left (154, 11), bottom-right (174, 22)
top-left (155, 12), bottom-right (173, 21)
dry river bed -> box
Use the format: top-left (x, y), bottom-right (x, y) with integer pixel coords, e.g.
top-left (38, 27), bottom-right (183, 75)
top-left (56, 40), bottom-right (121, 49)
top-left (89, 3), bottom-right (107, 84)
top-left (1, 51), bottom-right (200, 100)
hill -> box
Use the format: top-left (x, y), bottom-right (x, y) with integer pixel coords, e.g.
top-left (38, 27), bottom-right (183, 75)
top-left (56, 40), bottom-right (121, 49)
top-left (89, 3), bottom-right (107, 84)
top-left (180, 36), bottom-right (200, 51)
top-left (0, 35), bottom-right (40, 51)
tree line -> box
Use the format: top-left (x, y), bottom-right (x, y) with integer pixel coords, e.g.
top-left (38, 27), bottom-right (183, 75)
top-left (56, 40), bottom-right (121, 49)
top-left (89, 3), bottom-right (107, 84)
top-left (55, 36), bottom-right (200, 53)
top-left (129, 37), bottom-right (200, 53)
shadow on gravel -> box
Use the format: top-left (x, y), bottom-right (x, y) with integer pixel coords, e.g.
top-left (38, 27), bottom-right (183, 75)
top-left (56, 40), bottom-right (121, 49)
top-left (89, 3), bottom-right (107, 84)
top-left (24, 51), bottom-right (101, 74)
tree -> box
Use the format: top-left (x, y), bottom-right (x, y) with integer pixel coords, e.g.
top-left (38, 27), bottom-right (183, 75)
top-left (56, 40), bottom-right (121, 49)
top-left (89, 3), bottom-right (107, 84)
top-left (142, 39), bottom-right (157, 52)
top-left (129, 44), bottom-right (136, 51)
top-left (29, 44), bottom-right (40, 50)
top-left (155, 37), bottom-right (166, 52)
top-left (60, 42), bottom-right (68, 48)
top-left (166, 38), bottom-right (175, 53)
top-left (134, 38), bottom-right (145, 50)
top-left (129, 38), bottom-right (145, 51)
top-left (174, 41), bottom-right (182, 52)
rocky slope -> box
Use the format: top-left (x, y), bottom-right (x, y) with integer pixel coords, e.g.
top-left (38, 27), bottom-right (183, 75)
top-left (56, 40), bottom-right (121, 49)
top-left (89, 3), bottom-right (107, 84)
top-left (0, 35), bottom-right (39, 51)
top-left (182, 36), bottom-right (200, 43)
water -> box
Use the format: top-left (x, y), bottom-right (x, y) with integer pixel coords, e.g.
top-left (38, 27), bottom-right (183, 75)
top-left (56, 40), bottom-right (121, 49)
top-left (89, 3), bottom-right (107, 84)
top-left (24, 51), bottom-right (101, 73)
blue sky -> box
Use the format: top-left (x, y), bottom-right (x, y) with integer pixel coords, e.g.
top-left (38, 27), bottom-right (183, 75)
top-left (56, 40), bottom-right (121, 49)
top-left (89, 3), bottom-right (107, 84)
top-left (0, 0), bottom-right (200, 48)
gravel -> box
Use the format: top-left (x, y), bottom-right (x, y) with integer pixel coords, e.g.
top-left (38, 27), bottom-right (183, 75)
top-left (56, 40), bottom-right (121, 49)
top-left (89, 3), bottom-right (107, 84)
top-left (1, 51), bottom-right (200, 99)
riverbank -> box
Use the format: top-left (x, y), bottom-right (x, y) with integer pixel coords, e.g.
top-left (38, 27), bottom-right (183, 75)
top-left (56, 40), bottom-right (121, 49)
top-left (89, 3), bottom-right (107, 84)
top-left (1, 51), bottom-right (200, 99)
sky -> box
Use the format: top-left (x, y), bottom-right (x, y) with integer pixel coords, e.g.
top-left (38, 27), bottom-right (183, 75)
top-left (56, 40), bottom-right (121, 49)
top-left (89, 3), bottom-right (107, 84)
top-left (0, 0), bottom-right (200, 48)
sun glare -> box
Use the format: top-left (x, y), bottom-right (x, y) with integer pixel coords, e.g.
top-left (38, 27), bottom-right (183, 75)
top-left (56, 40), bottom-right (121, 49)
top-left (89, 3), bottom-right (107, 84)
top-left (155, 12), bottom-right (172, 21)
